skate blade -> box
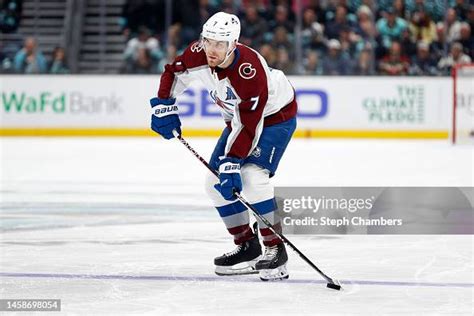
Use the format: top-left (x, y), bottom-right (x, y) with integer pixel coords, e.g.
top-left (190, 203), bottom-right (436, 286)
top-left (215, 259), bottom-right (259, 276)
top-left (259, 264), bottom-right (289, 281)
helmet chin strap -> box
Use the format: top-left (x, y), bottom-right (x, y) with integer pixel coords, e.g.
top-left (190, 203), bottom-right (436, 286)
top-left (217, 42), bottom-right (236, 68)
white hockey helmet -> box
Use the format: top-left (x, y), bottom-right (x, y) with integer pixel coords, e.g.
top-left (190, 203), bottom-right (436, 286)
top-left (201, 12), bottom-right (241, 44)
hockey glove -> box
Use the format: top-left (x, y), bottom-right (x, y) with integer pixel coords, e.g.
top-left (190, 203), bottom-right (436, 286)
top-left (214, 157), bottom-right (243, 201)
top-left (150, 97), bottom-right (181, 139)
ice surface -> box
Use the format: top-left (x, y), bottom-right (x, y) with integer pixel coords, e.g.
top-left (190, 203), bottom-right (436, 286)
top-left (0, 138), bottom-right (473, 315)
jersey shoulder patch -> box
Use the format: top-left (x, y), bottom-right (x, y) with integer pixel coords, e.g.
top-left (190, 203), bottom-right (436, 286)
top-left (228, 44), bottom-right (267, 99)
top-left (182, 41), bottom-right (208, 70)
top-left (238, 62), bottom-right (257, 80)
top-left (233, 44), bottom-right (263, 80)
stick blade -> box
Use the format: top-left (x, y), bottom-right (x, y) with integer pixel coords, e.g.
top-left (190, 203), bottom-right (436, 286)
top-left (326, 280), bottom-right (342, 291)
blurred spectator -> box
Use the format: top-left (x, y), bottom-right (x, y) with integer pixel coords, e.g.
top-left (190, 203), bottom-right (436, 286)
top-left (445, 8), bottom-right (462, 43)
top-left (376, 7), bottom-right (408, 49)
top-left (338, 27), bottom-right (357, 58)
top-left (0, 0), bottom-right (22, 33)
top-left (49, 47), bottom-right (69, 74)
top-left (325, 0), bottom-right (355, 20)
top-left (438, 42), bottom-right (472, 73)
top-left (13, 37), bottom-right (47, 74)
top-left (275, 0), bottom-right (296, 21)
top-left (219, 0), bottom-right (236, 14)
top-left (468, 5), bottom-right (474, 31)
top-left (258, 43), bottom-right (277, 69)
top-left (1, 59), bottom-right (14, 73)
top-left (354, 5), bottom-right (376, 40)
top-left (199, 0), bottom-right (218, 22)
top-left (0, 34), bottom-right (20, 71)
top-left (399, 28), bottom-right (417, 58)
top-left (242, 0), bottom-right (273, 22)
top-left (305, 0), bottom-right (327, 25)
top-left (123, 27), bottom-right (162, 73)
top-left (0, 50), bottom-right (13, 73)
top-left (325, 5), bottom-right (355, 40)
top-left (458, 22), bottom-right (473, 59)
top-left (453, 0), bottom-right (470, 20)
top-left (353, 5), bottom-right (377, 55)
top-left (303, 50), bottom-right (323, 75)
top-left (120, 0), bottom-right (208, 46)
top-left (346, 0), bottom-right (365, 12)
top-left (353, 48), bottom-right (375, 75)
top-left (392, 0), bottom-right (408, 20)
top-left (274, 47), bottom-right (295, 74)
top-left (173, 0), bottom-right (202, 47)
top-left (271, 26), bottom-right (294, 58)
top-left (348, 0), bottom-right (377, 15)
top-left (241, 0), bottom-right (269, 12)
top-left (127, 47), bottom-right (154, 74)
top-left (301, 7), bottom-right (325, 51)
top-left (408, 42), bottom-right (438, 75)
top-left (322, 39), bottom-right (352, 75)
top-left (240, 5), bottom-right (268, 47)
top-left (166, 23), bottom-right (182, 49)
top-left (157, 44), bottom-right (178, 74)
top-left (120, 0), bottom-right (163, 37)
top-left (430, 23), bottom-right (448, 60)
top-left (268, 5), bottom-right (294, 34)
top-left (409, 9), bottom-right (437, 45)
top-left (378, 41), bottom-right (410, 75)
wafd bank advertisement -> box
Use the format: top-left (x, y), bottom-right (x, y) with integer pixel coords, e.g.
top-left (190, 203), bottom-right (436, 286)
top-left (1, 76), bottom-right (451, 137)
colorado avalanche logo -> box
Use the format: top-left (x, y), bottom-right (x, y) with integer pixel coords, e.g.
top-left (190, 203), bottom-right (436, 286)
top-left (190, 42), bottom-right (203, 53)
top-left (251, 146), bottom-right (261, 158)
top-left (239, 63), bottom-right (256, 79)
top-left (210, 90), bottom-right (234, 110)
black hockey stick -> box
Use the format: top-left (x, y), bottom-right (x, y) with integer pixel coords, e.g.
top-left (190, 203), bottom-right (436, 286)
top-left (171, 130), bottom-right (341, 290)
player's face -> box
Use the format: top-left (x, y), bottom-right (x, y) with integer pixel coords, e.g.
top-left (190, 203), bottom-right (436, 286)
top-left (202, 38), bottom-right (229, 67)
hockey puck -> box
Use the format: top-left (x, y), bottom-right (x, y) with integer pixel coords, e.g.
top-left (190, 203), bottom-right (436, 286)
top-left (326, 282), bottom-right (342, 290)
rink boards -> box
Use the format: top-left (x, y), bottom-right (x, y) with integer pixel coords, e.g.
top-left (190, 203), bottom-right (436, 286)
top-left (0, 75), bottom-right (454, 139)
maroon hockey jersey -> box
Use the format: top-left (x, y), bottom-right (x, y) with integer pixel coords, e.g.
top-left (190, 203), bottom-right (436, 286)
top-left (158, 41), bottom-right (297, 159)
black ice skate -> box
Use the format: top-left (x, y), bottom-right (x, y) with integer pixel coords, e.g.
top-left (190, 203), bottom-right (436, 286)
top-left (214, 233), bottom-right (262, 276)
top-left (255, 242), bottom-right (289, 281)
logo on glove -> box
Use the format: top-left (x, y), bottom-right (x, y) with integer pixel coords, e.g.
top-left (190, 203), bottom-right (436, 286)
top-left (224, 164), bottom-right (240, 171)
top-left (155, 105), bottom-right (178, 115)
top-left (251, 146), bottom-right (261, 158)
top-left (154, 105), bottom-right (178, 117)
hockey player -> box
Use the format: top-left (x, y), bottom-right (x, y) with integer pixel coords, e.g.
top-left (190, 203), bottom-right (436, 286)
top-left (150, 12), bottom-right (297, 281)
